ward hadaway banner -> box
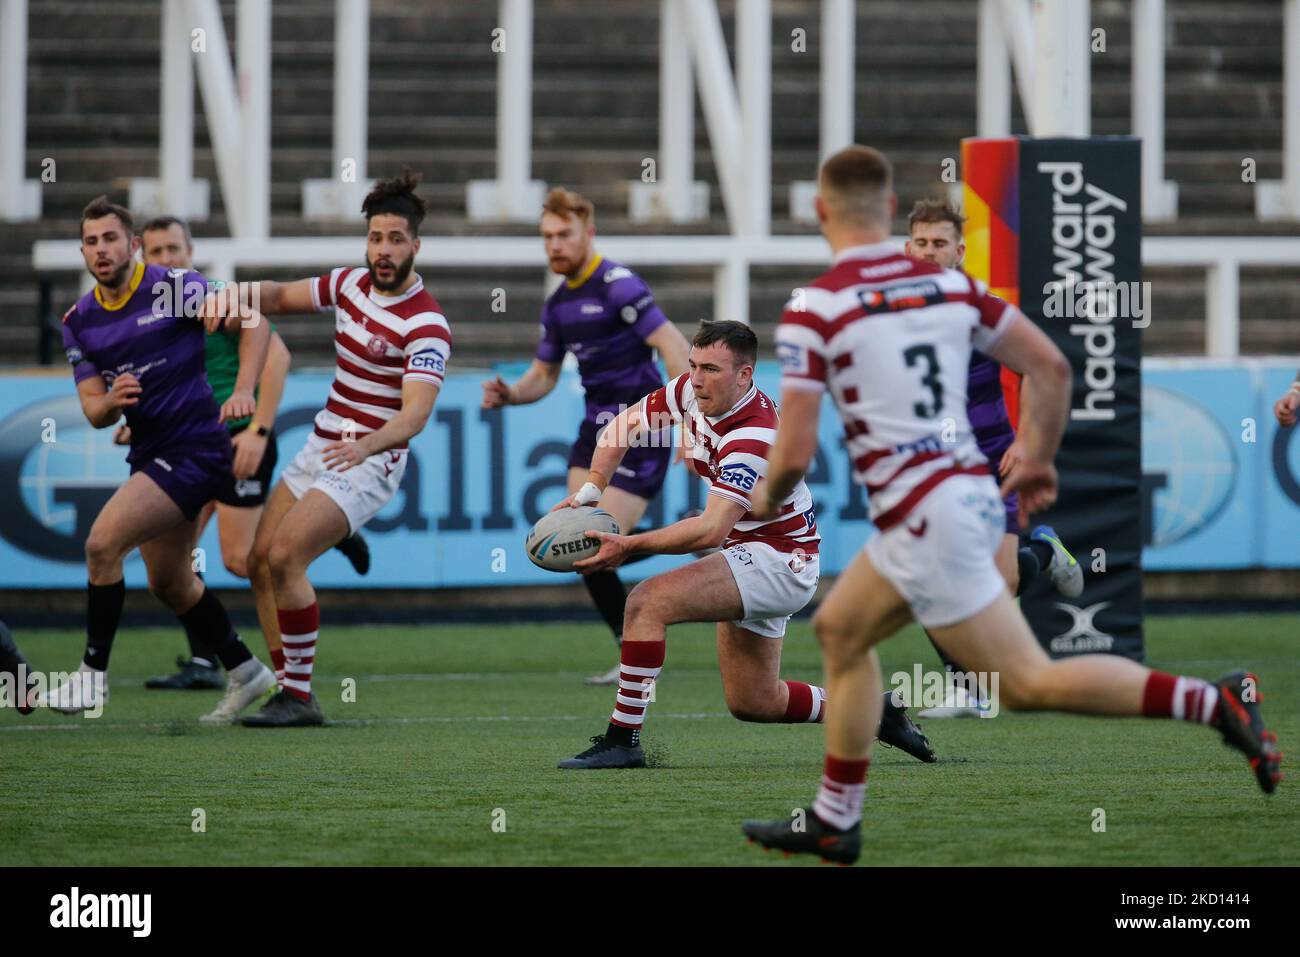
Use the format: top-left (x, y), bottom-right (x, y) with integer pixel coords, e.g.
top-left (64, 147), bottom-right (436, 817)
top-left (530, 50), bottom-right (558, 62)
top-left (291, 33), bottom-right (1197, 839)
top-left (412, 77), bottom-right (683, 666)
top-left (1017, 137), bottom-right (1144, 661)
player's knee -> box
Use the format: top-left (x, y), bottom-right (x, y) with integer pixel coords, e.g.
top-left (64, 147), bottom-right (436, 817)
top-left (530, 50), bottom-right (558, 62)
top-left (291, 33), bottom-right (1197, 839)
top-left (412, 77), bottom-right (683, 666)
top-left (624, 581), bottom-right (664, 624)
top-left (147, 567), bottom-right (193, 607)
top-left (811, 606), bottom-right (853, 653)
top-left (84, 528), bottom-right (122, 571)
top-left (223, 553), bottom-right (250, 580)
top-left (998, 668), bottom-right (1048, 712)
top-left (266, 537), bottom-right (302, 581)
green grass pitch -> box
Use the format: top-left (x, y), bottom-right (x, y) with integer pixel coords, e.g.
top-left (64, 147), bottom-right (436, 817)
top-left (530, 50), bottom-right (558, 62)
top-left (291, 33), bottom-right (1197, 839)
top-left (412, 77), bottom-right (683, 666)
top-left (1, 614), bottom-right (1296, 866)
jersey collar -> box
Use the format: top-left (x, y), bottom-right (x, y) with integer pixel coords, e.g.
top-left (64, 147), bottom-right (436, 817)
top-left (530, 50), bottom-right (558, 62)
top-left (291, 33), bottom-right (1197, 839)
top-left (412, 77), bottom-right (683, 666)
top-left (370, 273), bottom-right (424, 304)
top-left (565, 253), bottom-right (603, 289)
top-left (706, 382), bottom-right (758, 425)
top-left (94, 261), bottom-right (146, 311)
top-left (832, 241), bottom-right (902, 264)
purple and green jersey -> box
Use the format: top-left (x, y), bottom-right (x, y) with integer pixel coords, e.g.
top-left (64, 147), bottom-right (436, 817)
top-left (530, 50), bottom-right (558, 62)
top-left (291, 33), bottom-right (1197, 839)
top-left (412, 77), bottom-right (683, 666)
top-left (61, 262), bottom-right (225, 463)
top-left (536, 255), bottom-right (669, 422)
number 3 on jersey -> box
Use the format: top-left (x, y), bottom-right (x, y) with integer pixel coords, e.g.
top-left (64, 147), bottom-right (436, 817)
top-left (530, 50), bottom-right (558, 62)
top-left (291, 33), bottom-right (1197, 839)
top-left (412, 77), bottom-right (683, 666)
top-left (902, 344), bottom-right (942, 418)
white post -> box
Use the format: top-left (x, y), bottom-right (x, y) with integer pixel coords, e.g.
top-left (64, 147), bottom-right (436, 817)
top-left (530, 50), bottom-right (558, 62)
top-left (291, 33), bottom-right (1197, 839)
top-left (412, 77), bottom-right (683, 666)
top-left (0, 0), bottom-right (39, 221)
top-left (1065, 0), bottom-right (1089, 136)
top-left (161, 0), bottom-right (194, 217)
top-left (336, 0), bottom-right (368, 210)
top-left (661, 0), bottom-right (694, 221)
top-left (790, 0), bottom-right (855, 223)
top-left (1257, 0), bottom-right (1300, 220)
top-left (737, 0), bottom-right (770, 236)
top-left (1285, 0), bottom-right (1300, 214)
top-left (304, 0), bottom-right (372, 220)
top-left (237, 0), bottom-right (271, 239)
top-left (1205, 260), bottom-right (1240, 358)
top-left (131, 0), bottom-right (210, 220)
top-left (498, 0), bottom-right (534, 216)
top-left (977, 0), bottom-right (1011, 137)
top-left (820, 0), bottom-right (854, 159)
top-left (1000, 0), bottom-right (1036, 132)
top-left (681, 0), bottom-right (744, 231)
top-left (1031, 0), bottom-right (1088, 137)
top-left (1131, 0), bottom-right (1177, 220)
top-left (189, 0), bottom-right (246, 235)
top-left (467, 0), bottom-right (544, 221)
top-left (714, 257), bottom-right (750, 326)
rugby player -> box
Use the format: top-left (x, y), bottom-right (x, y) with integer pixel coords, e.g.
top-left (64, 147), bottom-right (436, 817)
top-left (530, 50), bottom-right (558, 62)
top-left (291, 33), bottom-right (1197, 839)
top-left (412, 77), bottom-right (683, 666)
top-left (554, 321), bottom-right (934, 769)
top-left (46, 197), bottom-right (275, 714)
top-left (905, 199), bottom-right (1083, 717)
top-left (482, 188), bottom-right (691, 686)
top-left (201, 171), bottom-right (451, 726)
top-left (131, 217), bottom-right (370, 692)
top-left (741, 146), bottom-right (1282, 863)
top-left (0, 621), bottom-right (36, 715)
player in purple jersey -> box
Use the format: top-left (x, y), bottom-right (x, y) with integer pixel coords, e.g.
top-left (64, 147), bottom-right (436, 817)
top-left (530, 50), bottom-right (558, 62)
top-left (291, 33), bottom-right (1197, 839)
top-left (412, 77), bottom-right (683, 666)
top-left (905, 200), bottom-right (1083, 717)
top-left (42, 197), bottom-right (276, 716)
top-left (482, 188), bottom-right (690, 685)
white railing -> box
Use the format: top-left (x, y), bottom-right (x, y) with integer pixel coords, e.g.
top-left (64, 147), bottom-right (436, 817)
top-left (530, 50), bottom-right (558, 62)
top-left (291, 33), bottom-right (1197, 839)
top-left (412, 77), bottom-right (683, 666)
top-left (4, 0), bottom-right (1295, 225)
top-left (31, 235), bottom-right (1300, 358)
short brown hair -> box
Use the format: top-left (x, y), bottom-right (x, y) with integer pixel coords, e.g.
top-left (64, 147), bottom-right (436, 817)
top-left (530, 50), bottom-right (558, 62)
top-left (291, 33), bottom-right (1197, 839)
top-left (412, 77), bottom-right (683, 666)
top-left (80, 195), bottom-right (133, 237)
top-left (908, 198), bottom-right (964, 235)
top-left (362, 168), bottom-right (426, 235)
top-left (692, 320), bottom-right (757, 368)
top-left (541, 187), bottom-right (594, 226)
top-left (141, 214), bottom-right (193, 246)
top-left (818, 145), bottom-right (893, 223)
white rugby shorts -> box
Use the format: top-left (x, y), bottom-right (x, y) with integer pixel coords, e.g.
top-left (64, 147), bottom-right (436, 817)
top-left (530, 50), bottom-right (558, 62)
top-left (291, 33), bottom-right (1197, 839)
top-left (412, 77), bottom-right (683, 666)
top-left (280, 431), bottom-right (407, 535)
top-left (721, 540), bottom-right (820, 639)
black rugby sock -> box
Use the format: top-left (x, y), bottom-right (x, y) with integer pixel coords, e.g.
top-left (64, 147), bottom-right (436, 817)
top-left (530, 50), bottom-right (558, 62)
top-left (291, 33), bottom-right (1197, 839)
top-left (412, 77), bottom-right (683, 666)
top-left (85, 579), bottom-right (126, 670)
top-left (582, 570), bottom-right (627, 648)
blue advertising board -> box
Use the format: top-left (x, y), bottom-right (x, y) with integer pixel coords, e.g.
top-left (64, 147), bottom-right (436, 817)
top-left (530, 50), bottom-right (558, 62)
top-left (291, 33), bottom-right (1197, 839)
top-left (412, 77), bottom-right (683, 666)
top-left (0, 358), bottom-right (1296, 586)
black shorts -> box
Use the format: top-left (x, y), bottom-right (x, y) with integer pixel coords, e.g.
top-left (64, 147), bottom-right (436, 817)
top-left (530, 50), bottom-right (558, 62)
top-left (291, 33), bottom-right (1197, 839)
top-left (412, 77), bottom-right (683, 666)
top-left (212, 424), bottom-right (279, 508)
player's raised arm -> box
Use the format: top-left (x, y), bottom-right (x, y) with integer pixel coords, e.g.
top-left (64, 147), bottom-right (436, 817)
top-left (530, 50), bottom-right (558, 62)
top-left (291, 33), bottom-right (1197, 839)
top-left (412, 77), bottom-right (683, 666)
top-left (752, 388), bottom-right (822, 519)
top-left (482, 358), bottom-right (561, 408)
top-left (198, 278), bottom-right (317, 333)
top-left (555, 396), bottom-right (658, 509)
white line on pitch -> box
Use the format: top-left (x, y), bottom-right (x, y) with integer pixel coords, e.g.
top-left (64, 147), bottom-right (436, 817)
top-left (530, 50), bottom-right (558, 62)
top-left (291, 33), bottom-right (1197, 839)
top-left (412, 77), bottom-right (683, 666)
top-left (0, 711), bottom-right (730, 733)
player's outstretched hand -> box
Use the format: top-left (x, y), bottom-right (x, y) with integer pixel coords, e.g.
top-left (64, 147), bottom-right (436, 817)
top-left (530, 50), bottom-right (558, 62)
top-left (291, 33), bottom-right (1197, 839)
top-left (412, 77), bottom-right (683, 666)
top-left (481, 375), bottom-right (512, 409)
top-left (1274, 389), bottom-right (1299, 427)
top-left (198, 286), bottom-right (244, 334)
top-left (747, 477), bottom-right (780, 520)
top-left (1000, 458), bottom-right (1058, 528)
top-left (106, 373), bottom-right (141, 411)
top-left (320, 439), bottom-right (368, 472)
top-left (573, 531), bottom-right (629, 573)
top-left (219, 388), bottom-right (256, 425)
top-left (230, 425), bottom-right (268, 480)
top-left (112, 423), bottom-right (131, 446)
top-left (998, 439), bottom-right (1024, 478)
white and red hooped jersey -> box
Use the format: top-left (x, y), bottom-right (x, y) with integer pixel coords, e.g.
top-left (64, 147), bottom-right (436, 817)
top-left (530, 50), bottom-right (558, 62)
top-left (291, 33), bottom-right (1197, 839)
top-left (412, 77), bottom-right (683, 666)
top-left (640, 374), bottom-right (821, 555)
top-left (309, 266), bottom-right (452, 449)
top-left (775, 242), bottom-right (1017, 532)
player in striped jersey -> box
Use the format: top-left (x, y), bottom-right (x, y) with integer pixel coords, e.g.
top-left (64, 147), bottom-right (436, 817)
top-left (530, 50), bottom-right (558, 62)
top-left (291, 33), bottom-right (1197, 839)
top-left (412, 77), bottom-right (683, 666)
top-left (554, 321), bottom-right (933, 769)
top-left (199, 171), bottom-right (451, 726)
top-left (905, 200), bottom-right (1083, 718)
top-left (742, 146), bottom-right (1281, 863)
top-left (483, 188), bottom-right (690, 686)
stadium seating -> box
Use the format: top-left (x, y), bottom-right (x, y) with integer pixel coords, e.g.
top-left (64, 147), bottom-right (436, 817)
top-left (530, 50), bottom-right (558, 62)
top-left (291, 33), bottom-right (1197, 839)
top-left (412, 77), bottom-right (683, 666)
top-left (4, 0), bottom-right (1297, 368)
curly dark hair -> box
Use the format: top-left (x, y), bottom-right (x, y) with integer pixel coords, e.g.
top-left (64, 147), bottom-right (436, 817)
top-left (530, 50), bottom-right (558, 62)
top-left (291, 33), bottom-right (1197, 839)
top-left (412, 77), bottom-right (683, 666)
top-left (362, 168), bottom-right (427, 236)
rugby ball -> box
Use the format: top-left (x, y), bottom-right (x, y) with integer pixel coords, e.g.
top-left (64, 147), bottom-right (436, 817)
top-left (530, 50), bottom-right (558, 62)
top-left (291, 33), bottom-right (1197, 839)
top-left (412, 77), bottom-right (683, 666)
top-left (525, 506), bottom-right (621, 572)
